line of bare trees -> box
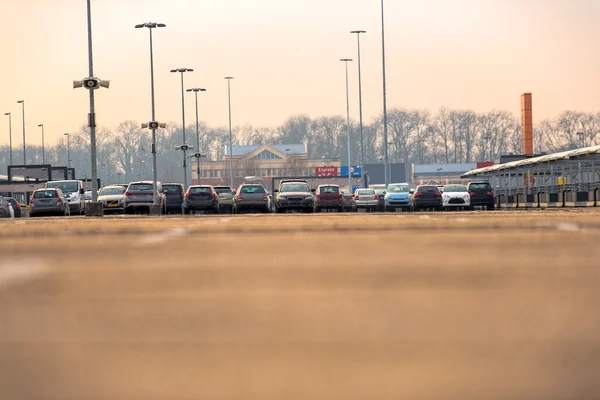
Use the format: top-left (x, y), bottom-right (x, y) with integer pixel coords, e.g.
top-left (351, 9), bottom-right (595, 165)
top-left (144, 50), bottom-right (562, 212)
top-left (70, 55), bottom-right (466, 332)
top-left (0, 108), bottom-right (597, 184)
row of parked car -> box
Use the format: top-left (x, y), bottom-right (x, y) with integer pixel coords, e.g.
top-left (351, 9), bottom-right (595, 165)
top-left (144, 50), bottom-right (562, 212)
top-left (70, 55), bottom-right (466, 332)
top-left (0, 178), bottom-right (495, 218)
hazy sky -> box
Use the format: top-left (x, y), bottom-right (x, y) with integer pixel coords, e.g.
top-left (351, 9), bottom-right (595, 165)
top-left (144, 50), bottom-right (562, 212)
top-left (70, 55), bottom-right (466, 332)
top-left (2, 0), bottom-right (600, 145)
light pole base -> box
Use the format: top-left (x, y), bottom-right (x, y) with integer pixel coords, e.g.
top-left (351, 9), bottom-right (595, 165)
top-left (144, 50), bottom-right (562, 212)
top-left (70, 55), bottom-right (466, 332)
top-left (149, 205), bottom-right (162, 216)
top-left (85, 202), bottom-right (104, 217)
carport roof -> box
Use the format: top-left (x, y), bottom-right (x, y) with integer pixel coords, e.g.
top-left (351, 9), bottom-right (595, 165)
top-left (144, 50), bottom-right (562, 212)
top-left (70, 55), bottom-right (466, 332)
top-left (463, 145), bottom-right (600, 177)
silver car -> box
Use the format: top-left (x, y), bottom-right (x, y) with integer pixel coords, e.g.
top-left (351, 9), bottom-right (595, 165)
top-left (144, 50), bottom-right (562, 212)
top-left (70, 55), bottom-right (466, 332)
top-left (124, 181), bottom-right (165, 214)
top-left (98, 185), bottom-right (126, 213)
top-left (29, 188), bottom-right (71, 217)
top-left (353, 188), bottom-right (379, 212)
top-left (214, 186), bottom-right (235, 213)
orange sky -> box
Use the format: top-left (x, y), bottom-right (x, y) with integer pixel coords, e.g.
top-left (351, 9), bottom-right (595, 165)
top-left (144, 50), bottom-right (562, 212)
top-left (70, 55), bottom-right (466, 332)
top-left (1, 0), bottom-right (600, 145)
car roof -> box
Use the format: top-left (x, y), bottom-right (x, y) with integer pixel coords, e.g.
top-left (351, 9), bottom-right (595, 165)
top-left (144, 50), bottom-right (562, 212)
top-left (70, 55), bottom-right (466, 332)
top-left (317, 184), bottom-right (339, 187)
top-left (189, 185), bottom-right (213, 188)
top-left (162, 183), bottom-right (183, 186)
top-left (213, 185), bottom-right (231, 188)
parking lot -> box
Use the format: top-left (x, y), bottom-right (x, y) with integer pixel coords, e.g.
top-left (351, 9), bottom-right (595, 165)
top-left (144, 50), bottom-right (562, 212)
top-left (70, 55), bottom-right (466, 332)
top-left (2, 210), bottom-right (600, 399)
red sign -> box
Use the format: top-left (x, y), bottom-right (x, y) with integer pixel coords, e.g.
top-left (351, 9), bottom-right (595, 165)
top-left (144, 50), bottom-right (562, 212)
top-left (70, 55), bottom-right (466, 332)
top-left (315, 166), bottom-right (339, 177)
top-left (476, 162), bottom-right (495, 169)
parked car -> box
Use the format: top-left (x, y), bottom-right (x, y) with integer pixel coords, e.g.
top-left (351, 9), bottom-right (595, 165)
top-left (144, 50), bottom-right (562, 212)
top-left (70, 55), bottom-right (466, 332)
top-left (29, 188), bottom-right (71, 217)
top-left (123, 181), bottom-right (165, 214)
top-left (314, 184), bottom-right (344, 212)
top-left (233, 184), bottom-right (270, 214)
top-left (98, 185), bottom-right (126, 213)
top-left (162, 183), bottom-right (185, 214)
top-left (384, 183), bottom-right (412, 212)
top-left (353, 188), bottom-right (379, 212)
top-left (374, 189), bottom-right (386, 212)
top-left (442, 184), bottom-right (470, 211)
top-left (184, 185), bottom-right (219, 214)
top-left (0, 197), bottom-right (22, 218)
top-left (466, 181), bottom-right (495, 210)
top-left (411, 185), bottom-right (443, 211)
top-left (274, 181), bottom-right (315, 213)
top-left (341, 190), bottom-right (356, 212)
top-left (214, 186), bottom-right (235, 213)
top-left (277, 178), bottom-right (308, 192)
top-left (45, 180), bottom-right (86, 215)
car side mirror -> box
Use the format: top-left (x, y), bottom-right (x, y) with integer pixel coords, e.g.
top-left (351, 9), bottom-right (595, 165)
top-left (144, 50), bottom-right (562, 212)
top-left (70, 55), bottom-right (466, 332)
top-left (311, 188), bottom-right (316, 193)
top-left (409, 189), bottom-right (415, 194)
top-left (80, 188), bottom-right (85, 194)
top-left (274, 189), bottom-right (279, 193)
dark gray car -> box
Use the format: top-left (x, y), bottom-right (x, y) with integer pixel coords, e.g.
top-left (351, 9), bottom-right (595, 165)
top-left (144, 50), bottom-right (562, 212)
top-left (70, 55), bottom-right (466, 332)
top-left (184, 185), bottom-right (219, 214)
top-left (233, 184), bottom-right (270, 214)
top-left (29, 188), bottom-right (71, 217)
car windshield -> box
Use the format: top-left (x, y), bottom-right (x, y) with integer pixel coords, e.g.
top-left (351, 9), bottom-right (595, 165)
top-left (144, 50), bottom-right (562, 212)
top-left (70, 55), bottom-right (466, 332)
top-left (190, 187), bottom-right (211, 194)
top-left (280, 184), bottom-right (310, 193)
top-left (444, 185), bottom-right (467, 193)
top-left (99, 187), bottom-right (125, 196)
top-left (387, 184), bottom-right (410, 193)
top-left (214, 187), bottom-right (232, 194)
top-left (419, 186), bottom-right (438, 193)
top-left (34, 190), bottom-right (57, 198)
top-left (46, 181), bottom-right (78, 193)
top-left (470, 183), bottom-right (492, 190)
top-left (130, 184), bottom-right (153, 191)
top-left (162, 185), bottom-right (181, 193)
top-left (241, 186), bottom-right (266, 194)
top-left (357, 189), bottom-right (375, 195)
top-left (320, 186), bottom-right (339, 194)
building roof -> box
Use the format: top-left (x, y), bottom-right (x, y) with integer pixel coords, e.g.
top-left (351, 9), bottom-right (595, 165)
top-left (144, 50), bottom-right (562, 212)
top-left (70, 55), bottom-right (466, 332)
top-left (227, 144), bottom-right (306, 157)
top-left (414, 163), bottom-right (478, 175)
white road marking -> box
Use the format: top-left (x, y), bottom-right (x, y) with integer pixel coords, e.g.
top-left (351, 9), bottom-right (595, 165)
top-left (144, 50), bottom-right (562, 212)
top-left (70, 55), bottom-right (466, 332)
top-left (136, 227), bottom-right (188, 246)
top-left (0, 260), bottom-right (48, 288)
top-left (556, 223), bottom-right (580, 232)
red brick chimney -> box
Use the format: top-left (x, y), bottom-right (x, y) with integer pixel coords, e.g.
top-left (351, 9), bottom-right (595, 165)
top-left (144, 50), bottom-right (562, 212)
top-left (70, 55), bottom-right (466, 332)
top-left (520, 93), bottom-right (533, 155)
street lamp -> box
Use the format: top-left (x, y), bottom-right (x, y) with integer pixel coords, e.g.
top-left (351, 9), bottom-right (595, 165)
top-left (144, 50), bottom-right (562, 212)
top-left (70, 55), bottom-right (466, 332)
top-left (380, 0), bottom-right (390, 186)
top-left (64, 133), bottom-right (71, 169)
top-left (341, 58), bottom-right (353, 193)
top-left (437, 167), bottom-right (443, 184)
top-left (285, 148), bottom-right (291, 176)
top-left (17, 100), bottom-right (25, 164)
top-left (72, 0), bottom-right (110, 216)
top-left (171, 67), bottom-right (194, 189)
top-left (351, 30), bottom-right (366, 185)
top-left (186, 87), bottom-right (207, 184)
top-left (37, 124), bottom-right (45, 163)
top-left (4, 112), bottom-right (12, 166)
top-left (225, 77), bottom-right (234, 188)
top-left (136, 21), bottom-right (166, 215)
top-left (577, 132), bottom-right (585, 148)
top-left (387, 141), bottom-right (393, 182)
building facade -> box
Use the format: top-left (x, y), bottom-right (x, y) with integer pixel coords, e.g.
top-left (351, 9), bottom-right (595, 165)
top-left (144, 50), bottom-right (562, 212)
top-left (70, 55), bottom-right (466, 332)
top-left (194, 144), bottom-right (341, 189)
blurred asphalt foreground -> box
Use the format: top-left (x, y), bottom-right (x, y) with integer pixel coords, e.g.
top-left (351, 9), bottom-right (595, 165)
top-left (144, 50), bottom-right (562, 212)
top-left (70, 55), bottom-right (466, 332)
top-left (1, 210), bottom-right (600, 399)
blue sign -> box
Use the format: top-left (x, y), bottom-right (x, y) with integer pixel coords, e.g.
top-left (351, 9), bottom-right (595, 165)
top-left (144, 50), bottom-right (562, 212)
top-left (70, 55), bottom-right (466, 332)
top-left (340, 165), bottom-right (362, 178)
top-left (352, 185), bottom-right (361, 193)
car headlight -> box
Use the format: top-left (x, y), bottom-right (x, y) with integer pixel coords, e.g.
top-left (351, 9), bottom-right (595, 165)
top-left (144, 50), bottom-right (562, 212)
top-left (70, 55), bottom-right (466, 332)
top-left (278, 196), bottom-right (287, 201)
top-left (305, 196), bottom-right (313, 200)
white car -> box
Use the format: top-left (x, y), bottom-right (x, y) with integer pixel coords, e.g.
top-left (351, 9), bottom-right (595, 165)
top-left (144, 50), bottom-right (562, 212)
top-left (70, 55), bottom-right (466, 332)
top-left (353, 188), bottom-right (379, 212)
top-left (441, 184), bottom-right (470, 210)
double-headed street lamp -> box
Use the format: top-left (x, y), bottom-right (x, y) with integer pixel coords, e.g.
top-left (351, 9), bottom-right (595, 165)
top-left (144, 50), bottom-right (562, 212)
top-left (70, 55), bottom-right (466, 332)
top-left (186, 87), bottom-right (207, 184)
top-left (72, 0), bottom-right (110, 215)
top-left (64, 133), bottom-right (71, 169)
top-left (341, 58), bottom-right (353, 193)
top-left (17, 100), bottom-right (25, 164)
top-left (171, 67), bottom-right (194, 189)
top-left (4, 112), bottom-right (12, 166)
top-left (225, 77), bottom-right (234, 188)
top-left (351, 30), bottom-right (366, 185)
top-left (136, 22), bottom-right (166, 215)
top-left (37, 124), bottom-right (45, 163)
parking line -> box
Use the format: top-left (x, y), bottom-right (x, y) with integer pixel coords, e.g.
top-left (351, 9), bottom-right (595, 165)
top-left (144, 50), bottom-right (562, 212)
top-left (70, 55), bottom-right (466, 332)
top-left (0, 259), bottom-right (48, 288)
top-left (136, 227), bottom-right (188, 247)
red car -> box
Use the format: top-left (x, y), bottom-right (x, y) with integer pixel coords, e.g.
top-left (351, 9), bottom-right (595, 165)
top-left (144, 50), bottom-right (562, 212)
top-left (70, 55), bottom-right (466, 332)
top-left (315, 184), bottom-right (344, 212)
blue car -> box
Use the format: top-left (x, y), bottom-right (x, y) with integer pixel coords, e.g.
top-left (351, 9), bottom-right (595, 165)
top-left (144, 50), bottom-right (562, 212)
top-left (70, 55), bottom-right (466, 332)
top-left (384, 183), bottom-right (412, 212)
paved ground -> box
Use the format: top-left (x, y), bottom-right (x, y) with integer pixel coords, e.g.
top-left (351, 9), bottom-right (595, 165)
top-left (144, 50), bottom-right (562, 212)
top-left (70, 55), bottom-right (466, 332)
top-left (1, 210), bottom-right (600, 399)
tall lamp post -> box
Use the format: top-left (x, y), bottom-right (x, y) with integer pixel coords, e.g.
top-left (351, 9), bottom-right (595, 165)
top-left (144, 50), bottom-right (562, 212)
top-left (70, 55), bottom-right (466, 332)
top-left (351, 30), bottom-right (366, 185)
top-left (341, 58), bottom-right (353, 193)
top-left (285, 148), bottom-right (291, 176)
top-left (136, 22), bottom-right (166, 215)
top-left (225, 77), bottom-right (234, 188)
top-left (72, 0), bottom-right (110, 216)
top-left (577, 132), bottom-right (585, 148)
top-left (380, 0), bottom-right (389, 186)
top-left (37, 124), bottom-right (45, 163)
top-left (483, 134), bottom-right (491, 162)
top-left (171, 67), bottom-right (194, 189)
top-left (186, 87), bottom-right (207, 184)
top-left (4, 113), bottom-right (12, 166)
top-left (17, 100), bottom-right (26, 164)
top-left (64, 133), bottom-right (71, 169)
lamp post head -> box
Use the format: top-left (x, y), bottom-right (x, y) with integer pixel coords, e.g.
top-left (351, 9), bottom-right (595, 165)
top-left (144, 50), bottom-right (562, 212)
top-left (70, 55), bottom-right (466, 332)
top-left (64, 133), bottom-right (69, 136)
top-left (17, 100), bottom-right (23, 104)
top-left (186, 88), bottom-right (207, 92)
top-left (135, 22), bottom-right (166, 28)
top-left (38, 124), bottom-right (43, 127)
top-left (224, 76), bottom-right (234, 80)
top-left (340, 58), bottom-right (353, 62)
top-left (4, 112), bottom-right (10, 116)
top-left (351, 30), bottom-right (367, 34)
top-left (171, 68), bottom-right (193, 73)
